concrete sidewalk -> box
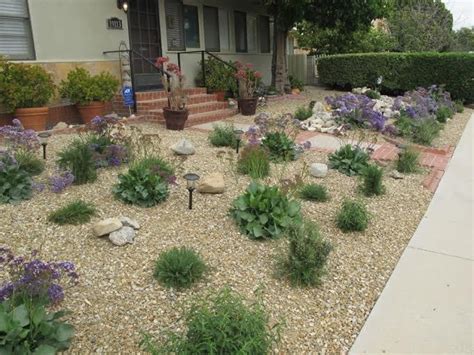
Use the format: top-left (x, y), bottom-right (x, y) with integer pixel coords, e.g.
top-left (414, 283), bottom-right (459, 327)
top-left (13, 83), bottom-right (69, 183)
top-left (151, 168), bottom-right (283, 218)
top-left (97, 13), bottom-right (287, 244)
top-left (350, 117), bottom-right (473, 354)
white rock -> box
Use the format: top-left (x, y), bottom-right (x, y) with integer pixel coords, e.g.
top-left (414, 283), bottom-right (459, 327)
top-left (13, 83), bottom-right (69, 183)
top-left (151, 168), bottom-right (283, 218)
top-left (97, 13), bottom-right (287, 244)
top-left (312, 102), bottom-right (326, 114)
top-left (109, 226), bottom-right (135, 246)
top-left (323, 120), bottom-right (336, 128)
top-left (92, 218), bottom-right (122, 237)
top-left (390, 170), bottom-right (404, 180)
top-left (119, 216), bottom-right (140, 230)
top-left (53, 122), bottom-right (68, 130)
top-left (171, 138), bottom-right (195, 155)
top-left (198, 173), bottom-right (225, 194)
top-left (310, 163), bottom-right (328, 178)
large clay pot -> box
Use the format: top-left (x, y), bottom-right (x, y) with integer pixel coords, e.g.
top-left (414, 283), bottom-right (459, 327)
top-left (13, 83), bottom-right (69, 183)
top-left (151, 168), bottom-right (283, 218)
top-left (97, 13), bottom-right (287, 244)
top-left (15, 107), bottom-right (49, 131)
top-left (238, 98), bottom-right (258, 116)
top-left (77, 101), bottom-right (106, 124)
top-left (163, 107), bottom-right (189, 130)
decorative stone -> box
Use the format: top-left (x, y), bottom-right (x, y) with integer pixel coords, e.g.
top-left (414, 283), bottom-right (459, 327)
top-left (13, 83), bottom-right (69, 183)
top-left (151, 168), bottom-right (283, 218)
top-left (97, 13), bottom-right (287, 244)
top-left (291, 88), bottom-right (301, 95)
top-left (310, 163), bottom-right (328, 178)
top-left (323, 120), bottom-right (336, 128)
top-left (105, 113), bottom-right (120, 120)
top-left (92, 218), bottom-right (122, 237)
top-left (390, 170), bottom-right (404, 180)
top-left (312, 102), bottom-right (326, 114)
top-left (109, 226), bottom-right (135, 246)
top-left (53, 122), bottom-right (68, 130)
top-left (171, 138), bottom-right (195, 155)
top-left (119, 216), bottom-right (140, 230)
top-left (197, 173), bottom-right (225, 194)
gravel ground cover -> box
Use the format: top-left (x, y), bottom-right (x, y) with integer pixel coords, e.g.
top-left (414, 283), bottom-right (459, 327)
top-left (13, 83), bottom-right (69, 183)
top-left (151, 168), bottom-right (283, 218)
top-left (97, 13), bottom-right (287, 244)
top-left (0, 87), bottom-right (471, 353)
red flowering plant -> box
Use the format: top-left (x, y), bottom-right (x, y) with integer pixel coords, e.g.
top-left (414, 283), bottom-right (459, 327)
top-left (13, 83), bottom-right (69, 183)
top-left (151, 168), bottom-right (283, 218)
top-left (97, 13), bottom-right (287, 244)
top-left (234, 61), bottom-right (262, 99)
top-left (155, 56), bottom-right (187, 111)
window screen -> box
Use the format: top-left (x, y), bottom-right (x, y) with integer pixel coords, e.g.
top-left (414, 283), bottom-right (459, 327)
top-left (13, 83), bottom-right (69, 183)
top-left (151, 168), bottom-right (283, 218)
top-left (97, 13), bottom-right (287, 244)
top-left (165, 0), bottom-right (185, 51)
top-left (234, 11), bottom-right (247, 53)
top-left (183, 5), bottom-right (200, 48)
top-left (204, 6), bottom-right (219, 52)
top-left (218, 9), bottom-right (230, 51)
top-left (259, 15), bottom-right (270, 53)
top-left (0, 0), bottom-right (34, 60)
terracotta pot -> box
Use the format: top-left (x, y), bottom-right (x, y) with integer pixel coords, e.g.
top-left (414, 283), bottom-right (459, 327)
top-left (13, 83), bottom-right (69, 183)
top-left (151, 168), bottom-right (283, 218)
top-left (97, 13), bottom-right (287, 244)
top-left (213, 90), bottom-right (226, 102)
top-left (238, 98), bottom-right (258, 116)
top-left (15, 107), bottom-right (49, 131)
top-left (163, 107), bottom-right (189, 130)
top-left (77, 101), bottom-right (106, 124)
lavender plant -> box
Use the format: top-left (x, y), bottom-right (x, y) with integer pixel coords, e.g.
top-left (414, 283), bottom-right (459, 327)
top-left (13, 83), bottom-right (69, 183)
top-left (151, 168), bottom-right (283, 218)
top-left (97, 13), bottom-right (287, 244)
top-left (49, 170), bottom-right (75, 193)
top-left (0, 119), bottom-right (40, 151)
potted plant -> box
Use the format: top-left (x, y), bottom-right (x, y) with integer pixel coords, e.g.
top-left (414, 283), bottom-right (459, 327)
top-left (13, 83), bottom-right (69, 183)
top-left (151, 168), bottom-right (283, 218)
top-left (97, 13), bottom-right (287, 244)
top-left (155, 57), bottom-right (188, 130)
top-left (0, 60), bottom-right (55, 131)
top-left (59, 68), bottom-right (119, 124)
top-left (199, 57), bottom-right (237, 101)
top-left (235, 62), bottom-right (262, 116)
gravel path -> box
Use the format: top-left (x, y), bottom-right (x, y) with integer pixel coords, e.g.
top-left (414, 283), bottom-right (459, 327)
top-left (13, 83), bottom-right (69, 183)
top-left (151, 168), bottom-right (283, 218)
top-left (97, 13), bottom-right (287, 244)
top-left (0, 88), bottom-right (470, 353)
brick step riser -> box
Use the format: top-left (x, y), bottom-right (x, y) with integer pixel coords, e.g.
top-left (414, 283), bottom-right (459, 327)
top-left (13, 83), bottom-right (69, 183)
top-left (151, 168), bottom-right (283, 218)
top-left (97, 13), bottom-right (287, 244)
top-left (136, 95), bottom-right (218, 113)
top-left (134, 88), bottom-right (207, 101)
top-left (144, 109), bottom-right (237, 127)
top-left (148, 103), bottom-right (228, 117)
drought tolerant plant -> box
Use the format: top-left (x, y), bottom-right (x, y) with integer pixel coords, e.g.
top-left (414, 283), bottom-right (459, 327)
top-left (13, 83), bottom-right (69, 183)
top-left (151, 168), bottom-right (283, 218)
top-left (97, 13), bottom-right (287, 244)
top-left (237, 145), bottom-right (270, 179)
top-left (289, 75), bottom-right (304, 91)
top-left (230, 182), bottom-right (301, 240)
top-left (48, 200), bottom-right (97, 225)
top-left (396, 147), bottom-right (420, 173)
top-left (154, 247), bottom-right (206, 289)
top-left (336, 200), bottom-right (370, 232)
top-left (208, 124), bottom-right (238, 148)
top-left (299, 183), bottom-right (329, 202)
top-left (49, 170), bottom-right (75, 193)
top-left (365, 89), bottom-right (381, 99)
top-left (141, 288), bottom-right (279, 354)
top-left (435, 106), bottom-right (452, 123)
top-left (454, 100), bottom-right (464, 113)
top-left (14, 149), bottom-right (44, 176)
top-left (0, 152), bottom-right (32, 204)
top-left (360, 164), bottom-right (385, 196)
top-left (412, 119), bottom-right (441, 146)
top-left (261, 131), bottom-right (296, 162)
top-left (294, 105), bottom-right (313, 121)
top-left (276, 221), bottom-right (332, 287)
top-left (328, 144), bottom-right (371, 176)
top-left (57, 139), bottom-right (97, 184)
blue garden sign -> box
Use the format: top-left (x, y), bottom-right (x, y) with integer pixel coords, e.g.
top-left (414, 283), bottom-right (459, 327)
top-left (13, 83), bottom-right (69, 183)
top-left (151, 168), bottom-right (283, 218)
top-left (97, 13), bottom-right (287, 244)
top-left (122, 86), bottom-right (134, 107)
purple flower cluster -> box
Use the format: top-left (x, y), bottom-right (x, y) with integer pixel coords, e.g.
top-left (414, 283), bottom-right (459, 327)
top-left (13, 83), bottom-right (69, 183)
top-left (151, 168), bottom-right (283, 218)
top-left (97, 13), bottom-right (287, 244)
top-left (91, 143), bottom-right (128, 168)
top-left (49, 170), bottom-right (75, 193)
top-left (325, 93), bottom-right (387, 131)
top-left (90, 115), bottom-right (118, 135)
top-left (392, 86), bottom-right (449, 120)
top-left (0, 119), bottom-right (40, 151)
top-left (0, 247), bottom-right (78, 305)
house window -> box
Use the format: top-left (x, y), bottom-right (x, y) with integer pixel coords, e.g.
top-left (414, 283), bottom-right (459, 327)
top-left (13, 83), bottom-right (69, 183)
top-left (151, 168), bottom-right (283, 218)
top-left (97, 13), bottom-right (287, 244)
top-left (247, 14), bottom-right (257, 52)
top-left (234, 11), bottom-right (247, 53)
top-left (204, 6), bottom-right (219, 52)
top-left (218, 9), bottom-right (230, 52)
top-left (183, 5), bottom-right (200, 48)
top-left (0, 0), bottom-right (34, 60)
top-left (165, 0), bottom-right (185, 51)
top-left (259, 15), bottom-right (271, 53)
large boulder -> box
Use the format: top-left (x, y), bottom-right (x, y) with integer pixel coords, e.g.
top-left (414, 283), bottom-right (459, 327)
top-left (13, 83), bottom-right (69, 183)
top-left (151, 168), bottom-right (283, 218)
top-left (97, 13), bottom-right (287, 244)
top-left (92, 218), bottom-right (122, 237)
top-left (197, 173), bottom-right (225, 194)
top-left (171, 138), bottom-right (195, 155)
top-left (119, 216), bottom-right (140, 230)
top-left (109, 226), bottom-right (135, 246)
top-left (310, 163), bottom-right (328, 178)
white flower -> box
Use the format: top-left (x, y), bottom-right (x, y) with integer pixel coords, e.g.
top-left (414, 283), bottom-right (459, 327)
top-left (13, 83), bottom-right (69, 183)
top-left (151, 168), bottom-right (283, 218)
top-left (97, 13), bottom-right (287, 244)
top-left (377, 76), bottom-right (383, 85)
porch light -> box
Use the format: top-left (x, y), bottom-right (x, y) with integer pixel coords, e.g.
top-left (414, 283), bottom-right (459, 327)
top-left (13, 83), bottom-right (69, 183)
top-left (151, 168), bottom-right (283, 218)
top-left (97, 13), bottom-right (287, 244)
top-left (233, 129), bottom-right (244, 154)
top-left (38, 132), bottom-right (51, 160)
top-left (117, 0), bottom-right (129, 13)
top-left (183, 173), bottom-right (200, 210)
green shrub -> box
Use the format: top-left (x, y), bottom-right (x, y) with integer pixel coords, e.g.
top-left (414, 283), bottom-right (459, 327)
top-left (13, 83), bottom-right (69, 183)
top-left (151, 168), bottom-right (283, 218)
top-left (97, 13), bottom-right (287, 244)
top-left (365, 89), bottom-right (381, 99)
top-left (261, 132), bottom-right (296, 162)
top-left (299, 184), bottom-right (329, 202)
top-left (0, 300), bottom-right (74, 354)
top-left (277, 221), bottom-right (332, 287)
top-left (154, 247), bottom-right (206, 289)
top-left (57, 139), bottom-right (97, 184)
top-left (237, 145), bottom-right (270, 179)
top-left (360, 164), bottom-right (385, 197)
top-left (289, 75), bottom-right (304, 91)
top-left (412, 119), bottom-right (441, 146)
top-left (294, 106), bottom-right (313, 121)
top-left (336, 200), bottom-right (370, 232)
top-left (394, 113), bottom-right (414, 138)
top-left (15, 150), bottom-right (45, 176)
top-left (48, 200), bottom-right (97, 225)
top-left (454, 100), bottom-right (464, 113)
top-left (0, 153), bottom-right (32, 204)
top-left (436, 106), bottom-right (453, 123)
top-left (113, 156), bottom-right (173, 207)
top-left (318, 52), bottom-right (474, 103)
top-left (328, 144), bottom-right (370, 176)
top-left (396, 148), bottom-right (420, 173)
top-left (0, 60), bottom-right (55, 112)
top-left (197, 57), bottom-right (238, 95)
top-left (208, 124), bottom-right (238, 148)
top-left (230, 182), bottom-right (301, 240)
top-left (141, 288), bottom-right (279, 354)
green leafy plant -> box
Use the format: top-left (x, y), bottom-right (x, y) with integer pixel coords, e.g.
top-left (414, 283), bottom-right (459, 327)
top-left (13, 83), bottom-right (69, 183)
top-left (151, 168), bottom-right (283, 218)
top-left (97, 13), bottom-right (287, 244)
top-left (336, 200), bottom-right (370, 232)
top-left (360, 164), bottom-right (385, 196)
top-left (435, 106), bottom-right (453, 123)
top-left (113, 156), bottom-right (174, 207)
top-left (154, 247), bottom-right (206, 289)
top-left (48, 200), bottom-right (97, 225)
top-left (208, 124), bottom-right (238, 148)
top-left (294, 106), bottom-right (313, 121)
top-left (141, 288), bottom-right (279, 354)
top-left (0, 153), bottom-right (32, 204)
top-left (289, 75), bottom-right (304, 91)
top-left (197, 57), bottom-right (237, 94)
top-left (412, 119), bottom-right (440, 146)
top-left (454, 100), bottom-right (464, 113)
top-left (396, 147), bottom-right (420, 174)
top-left (230, 182), bottom-right (301, 240)
top-left (365, 89), bottom-right (381, 99)
top-left (0, 300), bottom-right (74, 354)
top-left (299, 183), bottom-right (329, 202)
top-left (261, 132), bottom-right (296, 162)
top-left (15, 150), bottom-right (45, 176)
top-left (394, 112), bottom-right (414, 138)
top-left (276, 221), bottom-right (332, 287)
top-left (57, 139), bottom-right (97, 185)
top-left (0, 60), bottom-right (55, 112)
top-left (328, 144), bottom-right (370, 176)
top-left (237, 145), bottom-right (270, 179)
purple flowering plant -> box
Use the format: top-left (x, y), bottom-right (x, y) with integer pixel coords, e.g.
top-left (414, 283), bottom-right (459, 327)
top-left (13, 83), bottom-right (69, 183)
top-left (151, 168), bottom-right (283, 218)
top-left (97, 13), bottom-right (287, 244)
top-left (0, 247), bottom-right (78, 306)
top-left (49, 170), bottom-right (75, 193)
top-left (0, 118), bottom-right (40, 152)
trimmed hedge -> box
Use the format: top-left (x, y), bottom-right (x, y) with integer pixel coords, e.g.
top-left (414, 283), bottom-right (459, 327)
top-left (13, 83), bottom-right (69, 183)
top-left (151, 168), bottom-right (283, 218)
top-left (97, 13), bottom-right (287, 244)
top-left (317, 52), bottom-right (474, 103)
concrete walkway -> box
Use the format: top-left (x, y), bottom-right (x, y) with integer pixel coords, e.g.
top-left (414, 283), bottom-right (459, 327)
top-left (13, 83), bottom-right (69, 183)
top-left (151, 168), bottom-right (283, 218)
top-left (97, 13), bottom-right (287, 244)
top-left (350, 116), bottom-right (473, 354)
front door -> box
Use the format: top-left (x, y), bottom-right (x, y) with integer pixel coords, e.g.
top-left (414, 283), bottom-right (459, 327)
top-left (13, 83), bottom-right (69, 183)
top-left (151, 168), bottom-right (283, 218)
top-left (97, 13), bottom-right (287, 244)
top-left (128, 0), bottom-right (163, 91)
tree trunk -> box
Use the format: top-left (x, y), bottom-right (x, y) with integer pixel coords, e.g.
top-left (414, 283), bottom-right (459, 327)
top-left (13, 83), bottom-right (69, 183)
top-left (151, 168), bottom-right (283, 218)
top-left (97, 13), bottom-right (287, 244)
top-left (272, 27), bottom-right (290, 94)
